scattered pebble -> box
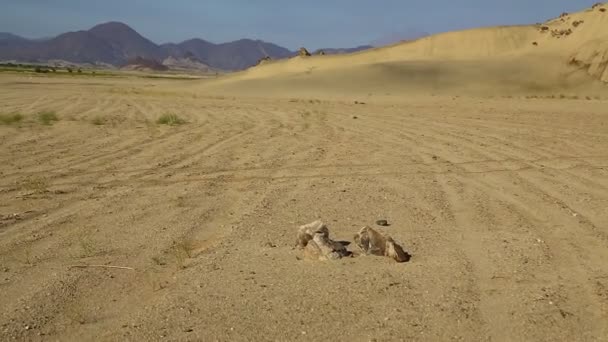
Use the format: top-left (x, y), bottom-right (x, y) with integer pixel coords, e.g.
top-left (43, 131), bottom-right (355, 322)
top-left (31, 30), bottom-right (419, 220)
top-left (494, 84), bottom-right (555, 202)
top-left (376, 220), bottom-right (390, 227)
top-left (262, 241), bottom-right (277, 248)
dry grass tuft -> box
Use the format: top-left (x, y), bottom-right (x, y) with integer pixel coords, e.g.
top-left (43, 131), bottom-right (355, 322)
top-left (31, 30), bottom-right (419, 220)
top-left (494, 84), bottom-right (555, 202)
top-left (157, 114), bottom-right (186, 126)
top-left (0, 113), bottom-right (24, 125)
top-left (38, 111), bottom-right (59, 125)
top-left (91, 116), bottom-right (107, 126)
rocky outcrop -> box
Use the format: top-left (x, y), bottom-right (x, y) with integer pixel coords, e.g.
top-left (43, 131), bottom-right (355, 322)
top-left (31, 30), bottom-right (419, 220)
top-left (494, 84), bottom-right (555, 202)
top-left (296, 221), bottom-right (351, 261)
top-left (298, 47), bottom-right (311, 57)
top-left (354, 226), bottom-right (410, 263)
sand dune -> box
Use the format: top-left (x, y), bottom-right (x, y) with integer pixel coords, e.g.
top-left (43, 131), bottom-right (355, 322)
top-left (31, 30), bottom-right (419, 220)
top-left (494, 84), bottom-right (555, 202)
top-left (203, 2), bottom-right (608, 97)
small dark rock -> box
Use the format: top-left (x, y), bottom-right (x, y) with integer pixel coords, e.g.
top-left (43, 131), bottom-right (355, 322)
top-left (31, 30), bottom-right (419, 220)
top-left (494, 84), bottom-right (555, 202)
top-left (376, 220), bottom-right (390, 227)
top-left (352, 116), bottom-right (358, 119)
top-left (262, 242), bottom-right (277, 248)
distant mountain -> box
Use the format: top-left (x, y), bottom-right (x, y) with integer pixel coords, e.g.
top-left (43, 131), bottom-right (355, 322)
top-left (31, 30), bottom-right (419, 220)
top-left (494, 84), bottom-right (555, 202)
top-left (0, 22), bottom-right (372, 71)
top-left (161, 38), bottom-right (215, 59)
top-left (88, 22), bottom-right (166, 61)
top-left (0, 23), bottom-right (160, 65)
top-left (42, 31), bottom-right (123, 64)
top-left (0, 32), bottom-right (27, 42)
top-left (162, 54), bottom-right (216, 73)
top-left (162, 38), bottom-right (293, 71)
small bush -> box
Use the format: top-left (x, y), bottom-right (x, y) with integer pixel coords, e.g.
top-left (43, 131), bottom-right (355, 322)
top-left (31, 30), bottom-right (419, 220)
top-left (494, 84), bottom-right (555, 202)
top-left (20, 176), bottom-right (49, 194)
top-left (156, 114), bottom-right (186, 126)
top-left (38, 111), bottom-right (59, 125)
top-left (91, 116), bottom-right (107, 126)
top-left (0, 113), bottom-right (24, 125)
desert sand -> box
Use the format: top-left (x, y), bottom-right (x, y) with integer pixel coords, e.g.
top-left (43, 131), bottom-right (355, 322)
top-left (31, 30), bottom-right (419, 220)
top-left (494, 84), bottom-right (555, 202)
top-left (1, 3), bottom-right (608, 342)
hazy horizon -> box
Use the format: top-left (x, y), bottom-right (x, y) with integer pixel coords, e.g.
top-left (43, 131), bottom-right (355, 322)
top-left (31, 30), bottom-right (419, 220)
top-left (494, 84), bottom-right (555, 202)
top-left (0, 0), bottom-right (601, 49)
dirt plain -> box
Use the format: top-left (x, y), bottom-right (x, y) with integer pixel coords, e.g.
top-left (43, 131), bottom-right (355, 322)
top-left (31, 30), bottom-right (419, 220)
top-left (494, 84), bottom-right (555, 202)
top-left (0, 74), bottom-right (607, 341)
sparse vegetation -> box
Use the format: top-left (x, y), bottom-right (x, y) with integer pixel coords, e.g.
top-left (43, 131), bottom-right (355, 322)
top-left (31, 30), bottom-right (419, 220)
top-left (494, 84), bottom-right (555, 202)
top-left (19, 176), bottom-right (49, 194)
top-left (91, 116), bottom-right (107, 126)
top-left (37, 111), bottom-right (59, 125)
top-left (170, 239), bottom-right (195, 269)
top-left (79, 238), bottom-right (97, 258)
top-left (0, 113), bottom-right (24, 125)
top-left (151, 256), bottom-right (167, 266)
top-left (157, 113), bottom-right (186, 125)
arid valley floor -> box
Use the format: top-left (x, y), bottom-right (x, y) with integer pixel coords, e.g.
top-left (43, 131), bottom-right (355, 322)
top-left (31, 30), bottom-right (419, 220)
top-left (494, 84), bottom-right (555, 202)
top-left (0, 74), bottom-right (607, 341)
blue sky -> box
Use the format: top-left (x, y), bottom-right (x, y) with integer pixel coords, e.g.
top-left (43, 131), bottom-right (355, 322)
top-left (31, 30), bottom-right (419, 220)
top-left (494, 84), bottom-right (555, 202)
top-left (0, 0), bottom-right (600, 49)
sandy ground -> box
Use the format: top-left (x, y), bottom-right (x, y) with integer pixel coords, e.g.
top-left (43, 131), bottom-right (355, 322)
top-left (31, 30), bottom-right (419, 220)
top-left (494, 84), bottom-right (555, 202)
top-left (0, 74), bottom-right (607, 341)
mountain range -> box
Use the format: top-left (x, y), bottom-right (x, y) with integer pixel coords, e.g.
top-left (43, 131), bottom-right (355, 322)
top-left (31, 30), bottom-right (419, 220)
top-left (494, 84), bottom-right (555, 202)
top-left (0, 22), bottom-right (372, 71)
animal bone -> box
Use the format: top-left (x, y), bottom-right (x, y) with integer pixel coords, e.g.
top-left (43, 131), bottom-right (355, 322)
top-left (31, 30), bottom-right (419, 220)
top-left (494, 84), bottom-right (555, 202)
top-left (354, 226), bottom-right (410, 263)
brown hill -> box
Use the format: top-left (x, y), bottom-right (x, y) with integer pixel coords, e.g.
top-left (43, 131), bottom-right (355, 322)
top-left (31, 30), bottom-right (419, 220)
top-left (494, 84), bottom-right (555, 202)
top-left (123, 56), bottom-right (169, 71)
top-left (162, 55), bottom-right (216, 73)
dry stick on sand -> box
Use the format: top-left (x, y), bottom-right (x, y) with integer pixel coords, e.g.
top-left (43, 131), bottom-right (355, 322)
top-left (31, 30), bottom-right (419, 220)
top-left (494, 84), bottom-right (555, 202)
top-left (69, 264), bottom-right (135, 270)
